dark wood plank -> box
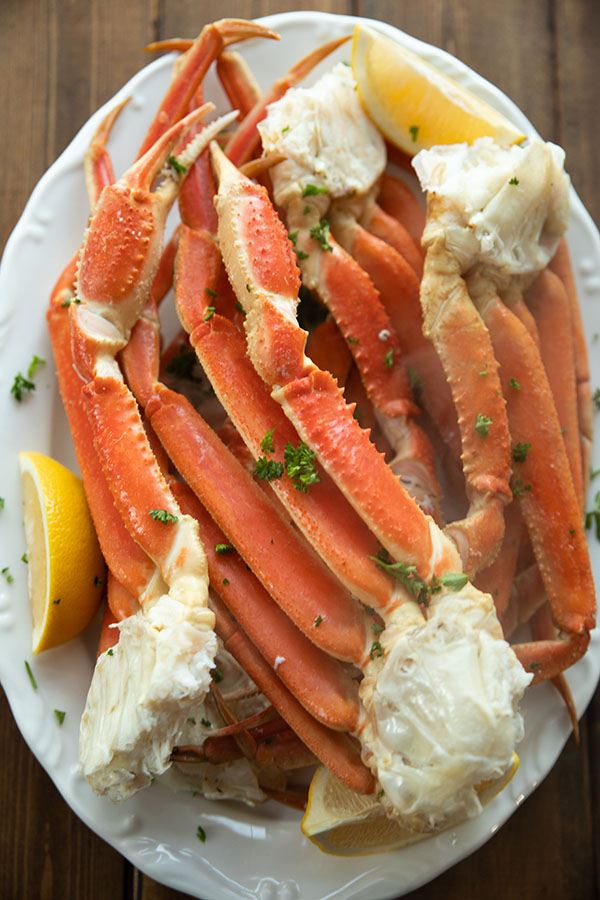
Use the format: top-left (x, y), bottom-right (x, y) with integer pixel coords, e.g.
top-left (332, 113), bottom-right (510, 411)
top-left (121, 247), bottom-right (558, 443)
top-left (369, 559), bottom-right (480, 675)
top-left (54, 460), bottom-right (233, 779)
top-left (1, 1), bottom-right (598, 899)
top-left (0, 689), bottom-right (127, 900)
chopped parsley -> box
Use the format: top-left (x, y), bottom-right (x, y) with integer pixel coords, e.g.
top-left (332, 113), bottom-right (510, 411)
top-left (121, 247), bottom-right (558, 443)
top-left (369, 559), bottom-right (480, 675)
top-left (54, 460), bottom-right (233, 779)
top-left (593, 388), bottom-right (600, 410)
top-left (0, 497), bottom-right (4, 508)
top-left (25, 661), bottom-right (37, 690)
top-left (212, 667), bottom-right (224, 683)
top-left (508, 377), bottom-right (521, 390)
top-left (235, 300), bottom-right (245, 314)
top-left (314, 615), bottom-right (323, 627)
top-left (168, 155), bottom-right (187, 175)
top-left (370, 641), bottom-right (383, 659)
top-left (512, 442), bottom-right (531, 463)
top-left (475, 413), bottom-right (492, 438)
top-left (309, 219), bottom-right (333, 252)
top-left (372, 621), bottom-right (384, 636)
top-left (203, 306), bottom-right (216, 321)
top-left (149, 509), bottom-right (178, 525)
top-left (302, 184), bottom-right (328, 197)
top-left (28, 355), bottom-right (46, 378)
top-left (509, 177), bottom-right (519, 185)
top-left (347, 335), bottom-right (359, 344)
top-left (281, 125), bottom-right (290, 134)
top-left (54, 709), bottom-right (66, 726)
top-left (10, 372), bottom-right (36, 402)
top-left (21, 553), bottom-right (28, 564)
top-left (53, 598), bottom-right (61, 605)
top-left (254, 457), bottom-right (284, 481)
top-left (288, 230), bottom-right (298, 246)
top-left (1, 566), bottom-right (13, 583)
top-left (303, 205), bottom-right (310, 215)
top-left (529, 661), bottom-right (541, 670)
top-left (246, 283), bottom-right (251, 292)
top-left (187, 717), bottom-right (196, 725)
top-left (196, 825), bottom-right (206, 842)
top-left (94, 575), bottom-right (103, 587)
top-left (371, 548), bottom-right (468, 607)
top-left (215, 543), bottom-right (235, 555)
top-left (107, 648), bottom-right (114, 656)
top-left (261, 429), bottom-right (276, 454)
top-left (295, 248), bottom-right (309, 260)
top-left (513, 478), bottom-right (532, 497)
top-left (201, 718), bottom-right (212, 728)
top-left (384, 349), bottom-right (394, 368)
top-left (409, 125), bottom-right (419, 142)
top-left (284, 441), bottom-right (321, 493)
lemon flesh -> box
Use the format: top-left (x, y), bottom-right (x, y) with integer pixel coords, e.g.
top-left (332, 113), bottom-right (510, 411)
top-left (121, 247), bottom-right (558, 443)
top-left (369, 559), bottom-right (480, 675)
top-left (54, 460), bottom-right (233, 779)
top-left (352, 24), bottom-right (525, 155)
top-left (19, 452), bottom-right (105, 653)
top-left (302, 755), bottom-right (519, 856)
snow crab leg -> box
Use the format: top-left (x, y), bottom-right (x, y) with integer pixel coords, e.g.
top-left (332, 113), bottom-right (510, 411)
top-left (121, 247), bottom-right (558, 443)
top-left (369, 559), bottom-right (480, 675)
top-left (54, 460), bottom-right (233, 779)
top-left (209, 143), bottom-right (532, 829)
top-left (415, 138), bottom-right (596, 683)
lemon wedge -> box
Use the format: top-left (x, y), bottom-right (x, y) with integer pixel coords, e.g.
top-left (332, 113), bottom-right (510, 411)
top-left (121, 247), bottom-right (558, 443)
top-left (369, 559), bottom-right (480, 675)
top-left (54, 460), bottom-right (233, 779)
top-left (19, 452), bottom-right (105, 653)
top-left (352, 24), bottom-right (525, 154)
top-left (302, 755), bottom-right (520, 856)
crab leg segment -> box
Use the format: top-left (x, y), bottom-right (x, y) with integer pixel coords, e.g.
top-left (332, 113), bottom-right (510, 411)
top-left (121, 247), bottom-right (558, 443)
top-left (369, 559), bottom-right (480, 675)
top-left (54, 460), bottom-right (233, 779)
top-left (190, 316), bottom-right (397, 608)
top-left (548, 239), bottom-right (594, 497)
top-left (137, 19), bottom-right (279, 158)
top-left (478, 293), bottom-right (595, 646)
top-left (120, 272), bottom-right (372, 665)
top-left (524, 268), bottom-right (583, 507)
top-left (209, 594), bottom-right (375, 794)
top-left (170, 480), bottom-right (361, 732)
top-left (419, 240), bottom-right (513, 574)
top-left (211, 144), bottom-right (461, 582)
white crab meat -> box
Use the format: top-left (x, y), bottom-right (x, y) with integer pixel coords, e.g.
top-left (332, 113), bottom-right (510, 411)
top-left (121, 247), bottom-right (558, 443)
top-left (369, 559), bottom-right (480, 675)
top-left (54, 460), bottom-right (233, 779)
top-left (258, 63), bottom-right (386, 209)
top-left (359, 585), bottom-right (531, 831)
top-left (413, 137), bottom-right (570, 281)
top-left (79, 593), bottom-right (217, 802)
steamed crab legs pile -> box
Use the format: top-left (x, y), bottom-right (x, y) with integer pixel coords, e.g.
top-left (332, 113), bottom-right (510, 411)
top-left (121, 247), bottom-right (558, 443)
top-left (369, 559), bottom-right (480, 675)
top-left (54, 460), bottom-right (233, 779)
top-left (46, 18), bottom-right (595, 833)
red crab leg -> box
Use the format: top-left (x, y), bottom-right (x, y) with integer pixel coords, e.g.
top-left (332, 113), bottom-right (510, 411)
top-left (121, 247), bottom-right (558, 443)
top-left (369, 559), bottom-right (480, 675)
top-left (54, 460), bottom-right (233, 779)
top-left (357, 196), bottom-right (423, 278)
top-left (549, 238), bottom-right (594, 497)
top-left (416, 239), bottom-right (513, 575)
top-left (138, 19), bottom-right (279, 158)
top-left (211, 592), bottom-right (374, 794)
top-left (70, 109), bottom-right (228, 613)
top-left (47, 109), bottom-right (159, 601)
top-left (120, 281), bottom-right (372, 664)
top-left (104, 572), bottom-right (373, 793)
top-left (98, 600), bottom-right (120, 658)
top-left (211, 144), bottom-right (462, 582)
top-left (217, 50), bottom-right (262, 119)
top-left (335, 209), bottom-right (461, 460)
top-left (306, 317), bottom-right (353, 386)
top-left (170, 480), bottom-right (361, 732)
top-left (478, 292), bottom-right (595, 677)
top-left (167, 120), bottom-right (399, 609)
top-left (524, 268), bottom-right (583, 508)
top-left (377, 171), bottom-right (426, 250)
top-left (189, 317), bottom-right (397, 608)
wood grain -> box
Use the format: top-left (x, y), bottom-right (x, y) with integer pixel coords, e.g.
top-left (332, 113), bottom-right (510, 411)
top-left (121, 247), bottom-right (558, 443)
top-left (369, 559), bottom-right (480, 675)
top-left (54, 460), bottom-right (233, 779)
top-left (0, 1), bottom-right (598, 898)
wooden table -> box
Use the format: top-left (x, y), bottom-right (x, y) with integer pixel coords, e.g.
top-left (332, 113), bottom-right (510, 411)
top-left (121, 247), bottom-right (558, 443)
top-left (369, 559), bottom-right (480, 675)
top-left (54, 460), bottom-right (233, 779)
top-left (1, 1), bottom-right (598, 897)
